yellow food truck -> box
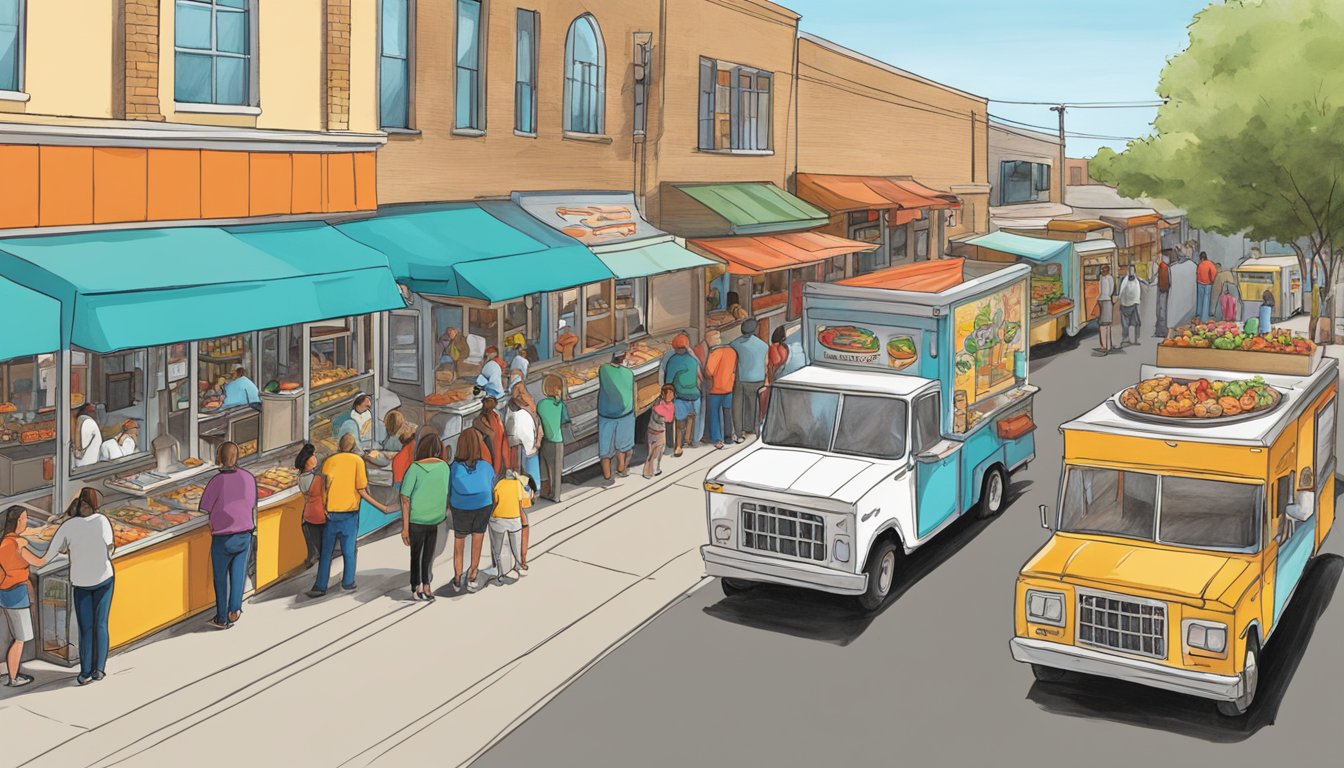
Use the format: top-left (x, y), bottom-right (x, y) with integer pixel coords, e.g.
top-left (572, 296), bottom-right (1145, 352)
top-left (1010, 354), bottom-right (1337, 716)
top-left (1234, 255), bottom-right (1303, 321)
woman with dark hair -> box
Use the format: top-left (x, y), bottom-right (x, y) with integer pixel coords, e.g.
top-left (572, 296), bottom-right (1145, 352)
top-left (450, 429), bottom-right (496, 592)
top-left (294, 444), bottom-right (325, 569)
top-left (333, 393), bottom-right (376, 451)
top-left (473, 397), bottom-right (510, 476)
top-left (33, 489), bottom-right (114, 684)
top-left (1, 506), bottom-right (42, 687)
top-left (72, 403), bottom-right (102, 468)
top-left (400, 431), bottom-right (449, 601)
top-left (761, 326), bottom-right (791, 417)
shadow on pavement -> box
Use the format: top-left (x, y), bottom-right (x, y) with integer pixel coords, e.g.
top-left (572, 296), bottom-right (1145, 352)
top-left (1026, 553), bottom-right (1343, 743)
top-left (701, 479), bottom-right (1031, 647)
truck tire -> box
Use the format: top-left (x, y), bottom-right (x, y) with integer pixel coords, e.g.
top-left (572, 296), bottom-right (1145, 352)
top-left (1217, 634), bottom-right (1260, 717)
top-left (720, 578), bottom-right (757, 597)
top-left (1031, 664), bottom-right (1068, 683)
top-left (856, 540), bottom-right (900, 612)
top-left (976, 465), bottom-right (1007, 519)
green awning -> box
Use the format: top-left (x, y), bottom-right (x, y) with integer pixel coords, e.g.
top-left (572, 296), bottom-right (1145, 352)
top-left (965, 231), bottom-right (1071, 262)
top-left (335, 202), bottom-right (612, 301)
top-left (674, 182), bottom-right (829, 235)
top-left (0, 223), bottom-right (403, 353)
top-left (593, 238), bottom-right (716, 280)
top-left (0, 277), bottom-right (59, 359)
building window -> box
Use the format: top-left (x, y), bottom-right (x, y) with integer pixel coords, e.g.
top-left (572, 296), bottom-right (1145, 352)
top-left (0, 0), bottom-right (23, 92)
top-left (174, 0), bottom-right (254, 106)
top-left (380, 0), bottom-right (413, 129)
top-left (564, 14), bottom-right (604, 134)
top-left (455, 0), bottom-right (484, 131)
top-left (698, 57), bottom-right (772, 152)
top-left (515, 9), bottom-right (538, 134)
top-left (1000, 160), bottom-right (1051, 205)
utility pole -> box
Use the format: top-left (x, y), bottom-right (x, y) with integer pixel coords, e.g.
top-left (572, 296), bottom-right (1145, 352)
top-left (1049, 104), bottom-right (1066, 199)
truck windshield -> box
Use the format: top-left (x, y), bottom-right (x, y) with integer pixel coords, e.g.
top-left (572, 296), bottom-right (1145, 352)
top-left (1060, 466), bottom-right (1261, 551)
top-left (763, 388), bottom-right (908, 460)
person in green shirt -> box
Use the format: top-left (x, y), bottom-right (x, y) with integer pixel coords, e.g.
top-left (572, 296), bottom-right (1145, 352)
top-left (399, 432), bottom-right (449, 601)
top-left (597, 345), bottom-right (636, 481)
top-left (536, 375), bottom-right (570, 502)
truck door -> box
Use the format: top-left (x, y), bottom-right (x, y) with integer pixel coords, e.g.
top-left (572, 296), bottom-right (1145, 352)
top-left (1273, 469), bottom-right (1313, 623)
top-left (913, 392), bottom-right (960, 537)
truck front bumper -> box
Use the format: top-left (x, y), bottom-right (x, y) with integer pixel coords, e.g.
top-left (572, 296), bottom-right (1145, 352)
top-left (1010, 637), bottom-right (1243, 702)
top-left (701, 545), bottom-right (867, 595)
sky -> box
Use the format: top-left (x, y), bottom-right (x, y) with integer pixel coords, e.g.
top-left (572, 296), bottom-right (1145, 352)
top-left (781, 0), bottom-right (1212, 157)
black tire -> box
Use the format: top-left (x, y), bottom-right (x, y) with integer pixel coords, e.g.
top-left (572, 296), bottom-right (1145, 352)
top-left (1031, 663), bottom-right (1069, 683)
top-left (720, 578), bottom-right (756, 597)
top-left (856, 539), bottom-right (900, 612)
top-left (1216, 634), bottom-right (1260, 717)
top-left (976, 465), bottom-right (1007, 520)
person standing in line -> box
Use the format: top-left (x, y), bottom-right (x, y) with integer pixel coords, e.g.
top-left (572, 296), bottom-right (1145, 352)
top-left (199, 442), bottom-right (257, 629)
top-left (761, 326), bottom-right (790, 417)
top-left (1260, 288), bottom-right (1276, 333)
top-left (399, 432), bottom-right (449, 601)
top-left (505, 336), bottom-right (531, 388)
top-left (1196, 251), bottom-right (1218, 321)
top-left (535, 376), bottom-right (569, 502)
top-left (729, 319), bottom-right (769, 442)
top-left (489, 469), bottom-right (532, 584)
top-left (308, 433), bottom-right (392, 598)
top-left (1154, 251), bottom-right (1171, 338)
top-left (1, 506), bottom-right (41, 688)
top-left (389, 424), bottom-right (418, 496)
top-left (381, 410), bottom-right (409, 453)
top-left (643, 385), bottom-right (676, 479)
top-left (450, 429), bottom-right (496, 592)
top-left (505, 383), bottom-right (541, 489)
top-left (1220, 283), bottom-right (1240, 322)
top-left (72, 403), bottom-right (103, 469)
top-left (662, 333), bottom-right (702, 457)
top-left (1119, 264), bottom-right (1144, 345)
top-left (692, 333), bottom-right (711, 446)
top-left (294, 444), bottom-right (325, 570)
top-left (33, 489), bottom-right (114, 685)
top-left (1095, 265), bottom-right (1116, 355)
top-left (473, 397), bottom-right (510, 476)
top-left (704, 329), bottom-right (738, 450)
top-left (474, 346), bottom-right (506, 399)
top-left (596, 345), bottom-right (636, 481)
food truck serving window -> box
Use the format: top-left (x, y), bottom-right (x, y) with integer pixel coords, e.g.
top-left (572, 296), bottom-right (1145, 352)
top-left (953, 280), bottom-right (1026, 411)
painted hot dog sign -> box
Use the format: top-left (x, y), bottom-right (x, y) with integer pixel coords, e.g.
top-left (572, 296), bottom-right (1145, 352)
top-left (554, 205), bottom-right (640, 242)
top-left (815, 324), bottom-right (919, 370)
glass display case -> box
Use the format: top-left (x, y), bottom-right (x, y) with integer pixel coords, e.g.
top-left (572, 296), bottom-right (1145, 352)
top-left (69, 347), bottom-right (149, 472)
top-left (197, 334), bottom-right (252, 413)
top-left (615, 277), bottom-right (647, 340)
top-left (307, 319), bottom-right (373, 453)
top-left (582, 281), bottom-right (614, 354)
top-left (0, 354), bottom-right (58, 497)
top-left (386, 310), bottom-right (421, 384)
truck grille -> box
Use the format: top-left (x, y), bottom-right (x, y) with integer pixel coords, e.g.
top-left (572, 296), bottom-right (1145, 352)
top-left (740, 503), bottom-right (825, 562)
top-left (1077, 592), bottom-right (1167, 659)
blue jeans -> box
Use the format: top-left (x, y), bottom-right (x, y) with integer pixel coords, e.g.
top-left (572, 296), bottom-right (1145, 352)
top-left (73, 577), bottom-right (114, 680)
top-left (314, 511), bottom-right (359, 592)
top-left (210, 532), bottom-right (252, 623)
top-left (520, 452), bottom-right (541, 488)
top-left (694, 396), bottom-right (706, 444)
top-left (1196, 283), bottom-right (1212, 320)
top-left (706, 392), bottom-right (734, 443)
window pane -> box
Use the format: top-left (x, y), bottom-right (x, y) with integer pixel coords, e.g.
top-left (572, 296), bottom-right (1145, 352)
top-left (456, 0), bottom-right (479, 70)
top-left (1159, 477), bottom-right (1259, 549)
top-left (382, 0), bottom-right (407, 58)
top-left (216, 9), bottom-right (248, 55)
top-left (215, 55), bottom-right (247, 105)
top-left (764, 388), bottom-right (838, 452)
top-left (0, 0), bottom-right (19, 23)
top-left (834, 395), bottom-right (907, 460)
top-left (571, 18), bottom-right (597, 63)
top-left (516, 18), bottom-right (533, 75)
top-left (174, 52), bottom-right (213, 103)
top-left (0, 21), bottom-right (16, 92)
top-left (756, 89), bottom-right (771, 150)
top-left (1060, 467), bottom-right (1156, 540)
top-left (217, 0), bottom-right (247, 8)
top-left (175, 1), bottom-right (212, 49)
top-left (455, 69), bottom-right (476, 128)
top-left (1317, 401), bottom-right (1336, 484)
top-left (380, 56), bottom-right (408, 128)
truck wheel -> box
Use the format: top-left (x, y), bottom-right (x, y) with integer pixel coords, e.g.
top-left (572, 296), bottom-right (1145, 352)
top-left (856, 540), bottom-right (900, 612)
top-left (720, 578), bottom-right (757, 597)
top-left (976, 465), bottom-right (1007, 519)
top-left (1217, 635), bottom-right (1260, 717)
top-left (1031, 664), bottom-right (1069, 683)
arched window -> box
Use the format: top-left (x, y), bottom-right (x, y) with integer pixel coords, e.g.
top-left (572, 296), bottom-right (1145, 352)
top-left (564, 15), bottom-right (604, 135)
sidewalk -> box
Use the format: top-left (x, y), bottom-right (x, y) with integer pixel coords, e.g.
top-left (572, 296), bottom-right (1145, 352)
top-left (0, 441), bottom-right (740, 768)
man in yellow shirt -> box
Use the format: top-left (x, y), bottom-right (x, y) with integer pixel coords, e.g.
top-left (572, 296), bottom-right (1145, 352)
top-left (490, 470), bottom-right (532, 583)
top-left (309, 433), bottom-right (392, 596)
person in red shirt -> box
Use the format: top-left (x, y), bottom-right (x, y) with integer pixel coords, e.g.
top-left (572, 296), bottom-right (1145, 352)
top-left (1155, 251), bottom-right (1172, 337)
top-left (1196, 252), bottom-right (1218, 321)
top-left (703, 330), bottom-right (738, 449)
top-left (390, 425), bottom-right (418, 492)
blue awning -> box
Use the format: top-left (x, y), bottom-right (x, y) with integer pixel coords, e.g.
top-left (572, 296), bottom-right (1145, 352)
top-left (593, 238), bottom-right (717, 280)
top-left (0, 276), bottom-right (60, 359)
top-left (965, 231), bottom-right (1071, 263)
top-left (334, 202), bottom-right (612, 302)
top-left (0, 223), bottom-right (404, 353)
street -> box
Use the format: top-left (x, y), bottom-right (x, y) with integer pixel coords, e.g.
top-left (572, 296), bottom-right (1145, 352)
top-left (476, 330), bottom-right (1344, 768)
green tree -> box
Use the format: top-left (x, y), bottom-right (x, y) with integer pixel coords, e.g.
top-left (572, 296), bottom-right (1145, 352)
top-left (1105, 0), bottom-right (1344, 341)
top-left (1086, 147), bottom-right (1119, 186)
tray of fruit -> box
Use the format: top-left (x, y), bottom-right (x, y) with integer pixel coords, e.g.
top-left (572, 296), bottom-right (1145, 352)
top-left (1116, 375), bottom-right (1282, 424)
top-left (1162, 322), bottom-right (1316, 355)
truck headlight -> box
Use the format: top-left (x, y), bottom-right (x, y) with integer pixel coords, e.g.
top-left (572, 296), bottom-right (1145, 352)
top-left (833, 537), bottom-right (851, 563)
top-left (704, 482), bottom-right (724, 493)
top-left (1184, 620), bottom-right (1228, 654)
top-left (1025, 589), bottom-right (1065, 627)
top-left (713, 523), bottom-right (733, 543)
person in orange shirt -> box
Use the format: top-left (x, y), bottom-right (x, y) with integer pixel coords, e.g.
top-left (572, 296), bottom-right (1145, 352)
top-left (1196, 251), bottom-right (1218, 321)
top-left (703, 329), bottom-right (738, 449)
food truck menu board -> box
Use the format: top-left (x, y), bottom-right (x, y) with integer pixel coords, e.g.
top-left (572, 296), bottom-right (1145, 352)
top-left (953, 280), bottom-right (1026, 406)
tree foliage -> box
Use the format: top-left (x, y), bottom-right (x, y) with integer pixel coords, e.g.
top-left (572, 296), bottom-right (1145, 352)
top-left (1087, 147), bottom-right (1119, 186)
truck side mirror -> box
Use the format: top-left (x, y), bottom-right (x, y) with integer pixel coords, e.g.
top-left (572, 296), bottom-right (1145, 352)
top-left (915, 450), bottom-right (940, 464)
top-left (1039, 504), bottom-right (1051, 530)
top-left (1287, 499), bottom-right (1314, 523)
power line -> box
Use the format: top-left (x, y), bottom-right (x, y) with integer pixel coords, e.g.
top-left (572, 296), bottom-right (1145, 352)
top-left (989, 98), bottom-right (1167, 108)
top-left (989, 114), bottom-right (1138, 142)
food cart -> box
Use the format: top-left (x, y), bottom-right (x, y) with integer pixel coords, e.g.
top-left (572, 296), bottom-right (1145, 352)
top-left (1234, 255), bottom-right (1303, 322)
top-left (956, 231), bottom-right (1078, 345)
top-left (1073, 239), bottom-right (1119, 325)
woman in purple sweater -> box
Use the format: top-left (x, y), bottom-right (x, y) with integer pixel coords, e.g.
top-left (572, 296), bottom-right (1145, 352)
top-left (200, 442), bottom-right (257, 629)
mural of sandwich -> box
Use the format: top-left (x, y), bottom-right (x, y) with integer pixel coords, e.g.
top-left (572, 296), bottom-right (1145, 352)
top-left (887, 336), bottom-right (917, 369)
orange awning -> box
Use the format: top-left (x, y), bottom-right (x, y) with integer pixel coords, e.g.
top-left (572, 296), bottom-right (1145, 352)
top-left (1102, 212), bottom-right (1162, 228)
top-left (838, 258), bottom-right (966, 293)
top-left (796, 174), bottom-right (960, 214)
top-left (1046, 219), bottom-right (1110, 233)
top-left (690, 231), bottom-right (877, 275)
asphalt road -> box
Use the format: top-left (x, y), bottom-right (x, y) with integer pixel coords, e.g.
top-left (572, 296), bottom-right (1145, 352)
top-left (476, 328), bottom-right (1344, 768)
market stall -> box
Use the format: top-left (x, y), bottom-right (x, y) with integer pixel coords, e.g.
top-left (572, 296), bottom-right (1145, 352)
top-left (1234, 255), bottom-right (1303, 322)
top-left (1073, 239), bottom-right (1119, 324)
top-left (956, 231), bottom-right (1077, 346)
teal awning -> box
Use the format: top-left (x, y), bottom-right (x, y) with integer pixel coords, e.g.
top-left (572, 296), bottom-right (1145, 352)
top-left (593, 238), bottom-right (716, 280)
top-left (0, 277), bottom-right (60, 359)
top-left (334, 202), bottom-right (612, 302)
top-left (0, 223), bottom-right (403, 353)
top-left (965, 231), bottom-right (1071, 262)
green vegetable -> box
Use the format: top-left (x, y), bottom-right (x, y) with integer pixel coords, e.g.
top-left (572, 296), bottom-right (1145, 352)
top-left (1213, 337), bottom-right (1237, 350)
top-left (1244, 317), bottom-right (1260, 335)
